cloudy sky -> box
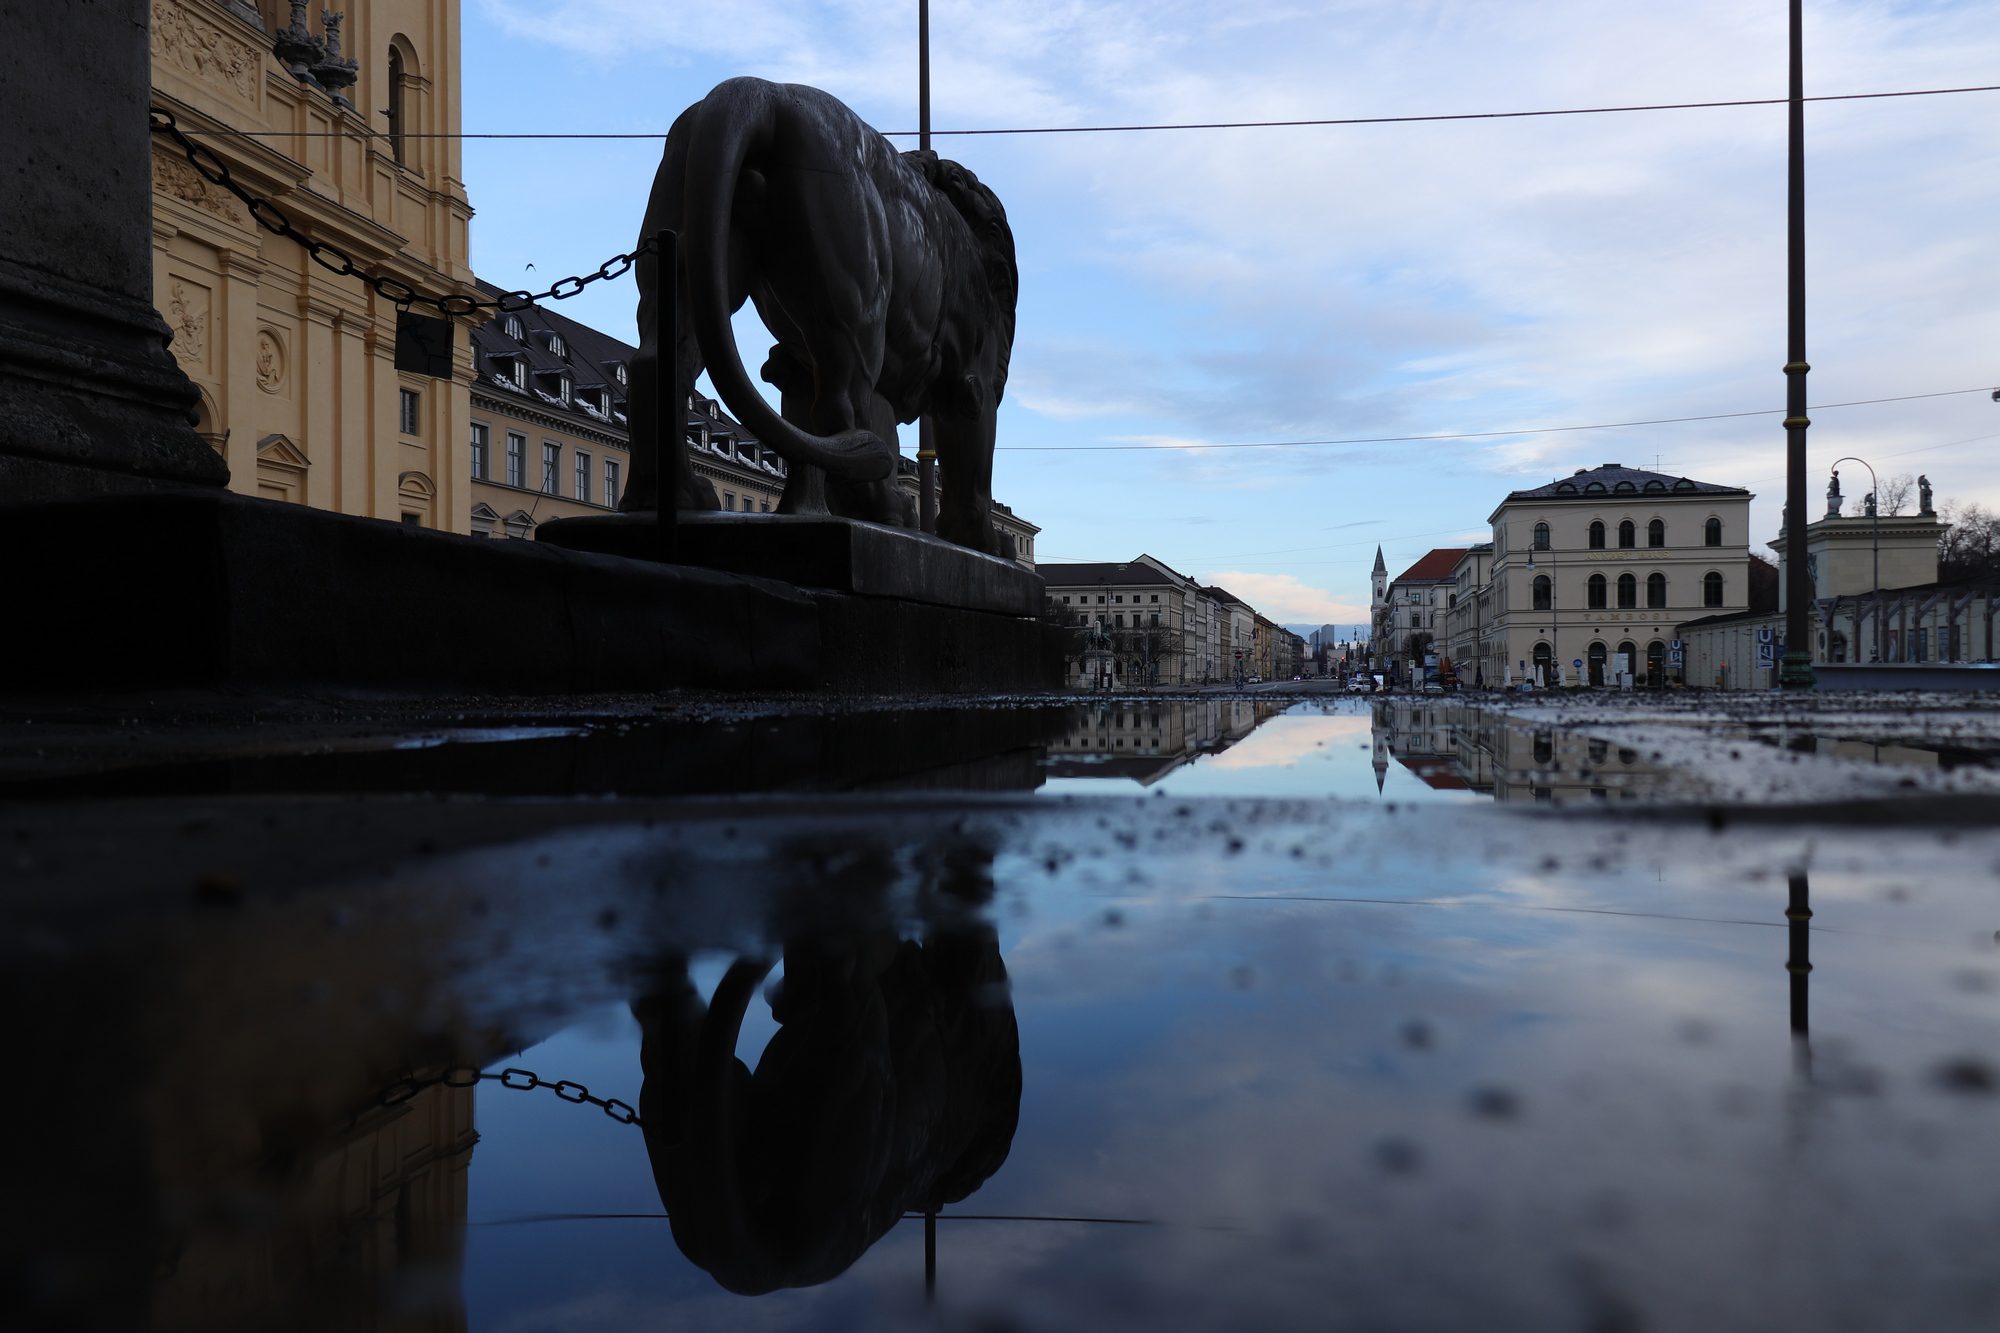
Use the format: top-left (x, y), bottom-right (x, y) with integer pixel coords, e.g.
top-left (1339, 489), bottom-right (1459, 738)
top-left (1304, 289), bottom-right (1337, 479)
top-left (463, 1), bottom-right (1999, 628)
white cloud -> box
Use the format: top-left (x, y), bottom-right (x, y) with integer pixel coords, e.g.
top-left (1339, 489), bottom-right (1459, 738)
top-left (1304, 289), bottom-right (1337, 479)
top-left (1202, 572), bottom-right (1368, 624)
top-left (464, 1), bottom-right (2000, 604)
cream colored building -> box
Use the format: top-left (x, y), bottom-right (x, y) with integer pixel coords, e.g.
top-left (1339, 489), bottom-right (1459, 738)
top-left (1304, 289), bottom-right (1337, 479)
top-left (1675, 484), bottom-right (1999, 685)
top-left (1439, 544), bottom-right (1496, 684)
top-left (1484, 464), bottom-right (1752, 686)
top-left (150, 0), bottom-right (479, 530)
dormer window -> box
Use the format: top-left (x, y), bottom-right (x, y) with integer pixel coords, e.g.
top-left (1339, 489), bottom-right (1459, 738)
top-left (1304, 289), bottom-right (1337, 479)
top-left (543, 331), bottom-right (566, 358)
top-left (504, 315), bottom-right (524, 339)
top-left (614, 364), bottom-right (627, 385)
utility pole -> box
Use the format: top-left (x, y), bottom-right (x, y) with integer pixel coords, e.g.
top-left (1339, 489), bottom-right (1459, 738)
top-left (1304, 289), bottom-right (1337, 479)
top-left (1779, 0), bottom-right (1816, 688)
top-left (916, 0), bottom-right (939, 535)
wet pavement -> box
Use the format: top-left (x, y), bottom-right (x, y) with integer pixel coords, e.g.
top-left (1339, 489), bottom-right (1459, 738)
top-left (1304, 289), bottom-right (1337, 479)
top-left (6, 690), bottom-right (2000, 1330)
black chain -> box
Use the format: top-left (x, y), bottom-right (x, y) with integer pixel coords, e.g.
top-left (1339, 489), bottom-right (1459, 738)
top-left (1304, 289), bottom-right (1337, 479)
top-left (363, 1064), bottom-right (643, 1127)
top-left (148, 107), bottom-right (653, 318)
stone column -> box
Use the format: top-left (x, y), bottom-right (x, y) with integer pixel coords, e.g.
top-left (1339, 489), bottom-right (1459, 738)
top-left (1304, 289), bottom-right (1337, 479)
top-left (0, 0), bottom-right (229, 500)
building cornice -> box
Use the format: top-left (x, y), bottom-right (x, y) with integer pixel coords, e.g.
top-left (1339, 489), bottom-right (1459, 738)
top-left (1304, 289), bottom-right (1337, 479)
top-left (471, 387), bottom-right (627, 449)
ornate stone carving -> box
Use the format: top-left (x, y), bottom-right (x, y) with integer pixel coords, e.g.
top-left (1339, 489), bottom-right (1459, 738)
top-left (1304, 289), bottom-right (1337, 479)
top-left (152, 0), bottom-right (262, 104)
top-left (166, 280), bottom-right (210, 364)
top-left (153, 152), bottom-right (248, 225)
top-left (255, 329), bottom-right (286, 391)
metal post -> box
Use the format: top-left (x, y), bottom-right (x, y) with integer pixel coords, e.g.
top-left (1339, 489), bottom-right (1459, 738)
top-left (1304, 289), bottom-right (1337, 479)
top-left (1785, 870), bottom-right (1812, 1035)
top-left (654, 228), bottom-right (680, 564)
top-left (915, 0), bottom-right (939, 534)
top-left (924, 1208), bottom-right (937, 1299)
top-left (1779, 0), bottom-right (1815, 687)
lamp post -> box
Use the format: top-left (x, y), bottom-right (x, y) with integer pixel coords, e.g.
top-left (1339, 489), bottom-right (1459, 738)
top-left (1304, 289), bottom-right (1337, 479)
top-left (1778, 0), bottom-right (1816, 687)
top-left (1829, 456), bottom-right (1881, 662)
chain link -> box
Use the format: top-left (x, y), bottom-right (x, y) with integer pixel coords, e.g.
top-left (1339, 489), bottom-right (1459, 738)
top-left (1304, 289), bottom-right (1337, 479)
top-left (358, 1064), bottom-right (643, 1127)
top-left (149, 107), bottom-right (654, 318)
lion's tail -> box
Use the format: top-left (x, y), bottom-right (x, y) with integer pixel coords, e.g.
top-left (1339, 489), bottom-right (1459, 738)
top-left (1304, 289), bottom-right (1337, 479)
top-left (683, 78), bottom-right (894, 482)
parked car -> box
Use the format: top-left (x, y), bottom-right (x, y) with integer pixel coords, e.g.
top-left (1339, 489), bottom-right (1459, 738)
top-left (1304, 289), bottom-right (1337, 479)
top-left (1346, 676), bottom-right (1373, 695)
top-left (1247, 675), bottom-right (1263, 685)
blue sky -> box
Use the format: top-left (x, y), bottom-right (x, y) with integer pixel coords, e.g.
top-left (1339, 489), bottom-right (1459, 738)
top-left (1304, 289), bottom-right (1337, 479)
top-left (462, 1), bottom-right (2000, 627)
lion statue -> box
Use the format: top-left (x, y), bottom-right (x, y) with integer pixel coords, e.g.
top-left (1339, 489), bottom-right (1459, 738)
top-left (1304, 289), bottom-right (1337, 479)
top-left (618, 77), bottom-right (1019, 556)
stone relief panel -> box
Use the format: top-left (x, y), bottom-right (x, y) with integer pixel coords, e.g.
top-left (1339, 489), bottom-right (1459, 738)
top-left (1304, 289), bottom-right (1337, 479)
top-left (153, 151), bottom-right (249, 227)
top-left (166, 279), bottom-right (212, 369)
top-left (255, 328), bottom-right (286, 393)
top-left (151, 0), bottom-right (263, 106)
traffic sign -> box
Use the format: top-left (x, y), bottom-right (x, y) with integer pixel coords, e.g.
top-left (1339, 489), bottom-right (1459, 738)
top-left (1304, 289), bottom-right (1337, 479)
top-left (1572, 658), bottom-right (1583, 670)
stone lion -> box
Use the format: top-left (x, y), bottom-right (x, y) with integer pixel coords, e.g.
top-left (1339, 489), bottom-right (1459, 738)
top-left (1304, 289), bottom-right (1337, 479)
top-left (619, 77), bottom-right (1019, 556)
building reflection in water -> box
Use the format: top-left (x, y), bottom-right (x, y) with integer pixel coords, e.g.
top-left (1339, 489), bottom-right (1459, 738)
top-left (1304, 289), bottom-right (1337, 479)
top-left (1043, 699), bottom-right (1283, 785)
top-left (634, 835), bottom-right (1020, 1296)
top-left (1369, 699), bottom-right (1672, 804)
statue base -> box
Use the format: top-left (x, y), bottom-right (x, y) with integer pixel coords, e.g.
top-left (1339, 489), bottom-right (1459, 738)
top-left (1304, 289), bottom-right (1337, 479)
top-left (534, 511), bottom-right (1046, 618)
top-left (0, 492), bottom-right (1061, 696)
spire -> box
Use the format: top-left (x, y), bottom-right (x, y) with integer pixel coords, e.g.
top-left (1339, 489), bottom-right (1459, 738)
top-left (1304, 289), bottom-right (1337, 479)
top-left (1372, 545), bottom-right (1386, 573)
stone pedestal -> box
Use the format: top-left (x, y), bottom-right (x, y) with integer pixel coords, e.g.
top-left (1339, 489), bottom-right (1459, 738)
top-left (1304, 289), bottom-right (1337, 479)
top-left (536, 511), bottom-right (1046, 616)
top-left (0, 1), bottom-right (228, 499)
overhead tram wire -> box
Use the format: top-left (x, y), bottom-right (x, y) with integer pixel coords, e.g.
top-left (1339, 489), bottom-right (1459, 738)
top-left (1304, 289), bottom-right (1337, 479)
top-left (994, 386), bottom-right (2000, 454)
top-left (169, 82), bottom-right (2000, 141)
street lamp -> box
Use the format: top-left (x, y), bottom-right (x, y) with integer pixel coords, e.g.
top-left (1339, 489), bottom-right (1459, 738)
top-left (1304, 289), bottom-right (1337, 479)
top-left (1827, 457), bottom-right (1882, 663)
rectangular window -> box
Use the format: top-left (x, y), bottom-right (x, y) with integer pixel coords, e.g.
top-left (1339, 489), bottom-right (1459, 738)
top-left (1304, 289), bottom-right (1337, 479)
top-left (506, 433), bottom-right (525, 487)
top-left (723, 492), bottom-right (734, 508)
top-left (1916, 628), bottom-right (1929, 663)
top-left (399, 388), bottom-right (421, 436)
top-left (604, 458), bottom-right (620, 506)
top-left (574, 450), bottom-right (591, 502)
top-left (541, 442), bottom-right (560, 495)
top-left (469, 423), bottom-right (489, 480)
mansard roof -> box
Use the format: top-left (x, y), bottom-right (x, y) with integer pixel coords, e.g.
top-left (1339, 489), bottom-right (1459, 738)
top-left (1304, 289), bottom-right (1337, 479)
top-left (1503, 462), bottom-right (1749, 504)
top-left (1039, 561), bottom-right (1184, 589)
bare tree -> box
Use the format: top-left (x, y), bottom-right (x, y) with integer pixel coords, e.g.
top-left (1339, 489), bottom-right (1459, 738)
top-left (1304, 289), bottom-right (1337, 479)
top-left (1939, 500), bottom-right (2000, 583)
top-left (1872, 472), bottom-right (1916, 517)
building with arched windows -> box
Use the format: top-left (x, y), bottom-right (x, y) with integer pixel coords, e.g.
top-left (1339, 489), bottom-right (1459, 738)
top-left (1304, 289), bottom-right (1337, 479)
top-left (148, 1), bottom-right (479, 529)
top-left (1477, 463), bottom-right (1753, 686)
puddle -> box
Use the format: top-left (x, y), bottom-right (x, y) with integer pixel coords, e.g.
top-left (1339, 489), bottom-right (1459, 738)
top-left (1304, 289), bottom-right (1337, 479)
top-left (14, 696), bottom-right (2000, 809)
top-left (28, 802), bottom-right (1999, 1330)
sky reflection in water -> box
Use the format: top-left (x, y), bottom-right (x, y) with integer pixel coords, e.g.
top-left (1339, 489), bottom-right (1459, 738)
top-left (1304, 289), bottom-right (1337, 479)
top-left (455, 805), bottom-right (2000, 1331)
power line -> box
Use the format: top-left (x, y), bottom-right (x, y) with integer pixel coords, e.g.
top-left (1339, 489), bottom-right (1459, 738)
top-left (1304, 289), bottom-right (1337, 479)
top-left (995, 386), bottom-right (1998, 453)
top-left (172, 82), bottom-right (2000, 141)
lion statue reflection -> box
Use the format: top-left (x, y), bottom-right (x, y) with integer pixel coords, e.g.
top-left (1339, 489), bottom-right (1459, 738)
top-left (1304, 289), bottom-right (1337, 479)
top-left (620, 77), bottom-right (1019, 556)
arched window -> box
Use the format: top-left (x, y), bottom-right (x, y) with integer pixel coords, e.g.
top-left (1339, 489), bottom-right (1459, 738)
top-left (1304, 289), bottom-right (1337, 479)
top-left (1647, 518), bottom-right (1665, 548)
top-left (1617, 519), bottom-right (1636, 549)
top-left (1532, 521), bottom-right (1551, 551)
top-left (1587, 520), bottom-right (1605, 550)
top-left (1704, 516), bottom-right (1722, 547)
top-left (1587, 641), bottom-right (1607, 686)
top-left (1829, 631), bottom-right (1848, 663)
top-left (1616, 573), bottom-right (1637, 609)
top-left (1532, 575), bottom-right (1552, 611)
top-left (1533, 730), bottom-right (1554, 764)
top-left (1646, 640), bottom-right (1666, 682)
top-left (1646, 572), bottom-right (1666, 608)
top-left (386, 45), bottom-right (407, 163)
top-left (1586, 574), bottom-right (1607, 609)
top-left (1703, 571), bottom-right (1724, 607)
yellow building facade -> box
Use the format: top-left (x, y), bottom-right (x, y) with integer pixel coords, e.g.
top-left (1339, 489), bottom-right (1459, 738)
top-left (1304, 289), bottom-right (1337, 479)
top-left (149, 0), bottom-right (477, 530)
